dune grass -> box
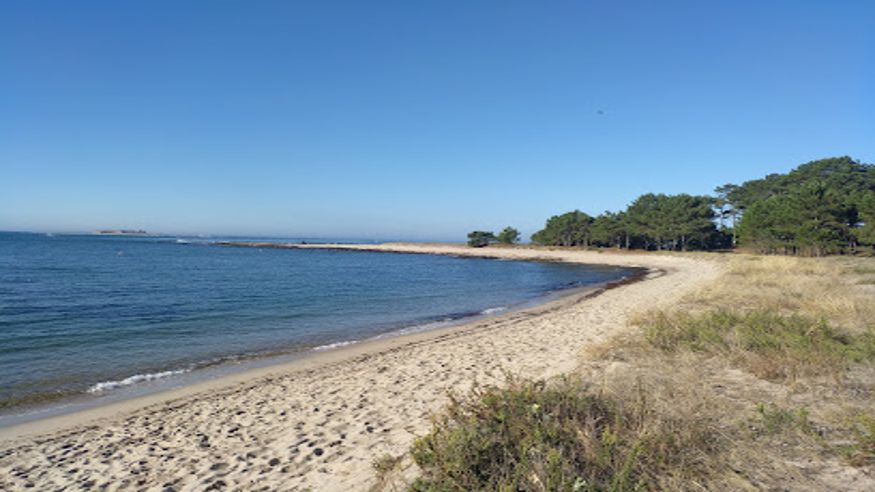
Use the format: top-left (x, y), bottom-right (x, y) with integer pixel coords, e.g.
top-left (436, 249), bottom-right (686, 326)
top-left (641, 309), bottom-right (875, 381)
top-left (675, 255), bottom-right (875, 332)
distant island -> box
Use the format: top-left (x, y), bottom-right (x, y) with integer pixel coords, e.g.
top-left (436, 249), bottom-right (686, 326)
top-left (94, 229), bottom-right (148, 236)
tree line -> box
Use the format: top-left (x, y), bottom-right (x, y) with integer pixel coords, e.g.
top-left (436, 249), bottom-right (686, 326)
top-left (468, 156), bottom-right (875, 255)
top-left (720, 156), bottom-right (875, 255)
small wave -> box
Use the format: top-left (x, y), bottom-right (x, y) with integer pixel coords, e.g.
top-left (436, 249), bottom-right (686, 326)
top-left (87, 369), bottom-right (189, 393)
top-left (312, 340), bottom-right (358, 351)
top-left (175, 239), bottom-right (191, 244)
top-left (481, 306), bottom-right (507, 315)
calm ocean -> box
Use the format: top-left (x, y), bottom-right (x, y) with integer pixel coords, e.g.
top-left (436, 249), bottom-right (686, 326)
top-left (0, 232), bottom-right (634, 420)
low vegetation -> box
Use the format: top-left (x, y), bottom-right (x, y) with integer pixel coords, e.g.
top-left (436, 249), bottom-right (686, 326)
top-left (377, 254), bottom-right (875, 490)
top-left (408, 377), bottom-right (719, 491)
top-left (641, 310), bottom-right (875, 381)
top-left (846, 413), bottom-right (875, 466)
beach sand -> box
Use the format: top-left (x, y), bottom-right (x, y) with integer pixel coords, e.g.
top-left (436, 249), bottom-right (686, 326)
top-left (0, 244), bottom-right (721, 491)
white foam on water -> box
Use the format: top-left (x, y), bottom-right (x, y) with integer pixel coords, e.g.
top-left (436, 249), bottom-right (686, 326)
top-left (480, 306), bottom-right (508, 315)
top-left (87, 369), bottom-right (190, 393)
top-left (312, 340), bottom-right (358, 351)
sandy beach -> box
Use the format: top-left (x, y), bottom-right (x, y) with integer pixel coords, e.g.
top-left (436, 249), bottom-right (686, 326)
top-left (0, 244), bottom-right (721, 491)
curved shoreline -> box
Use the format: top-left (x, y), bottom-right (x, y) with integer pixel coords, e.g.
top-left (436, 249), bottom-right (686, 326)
top-left (0, 250), bottom-right (641, 430)
top-left (0, 263), bottom-right (647, 440)
top-left (0, 244), bottom-right (721, 491)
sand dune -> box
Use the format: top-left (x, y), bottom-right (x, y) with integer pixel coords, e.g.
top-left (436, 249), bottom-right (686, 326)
top-left (0, 244), bottom-right (721, 491)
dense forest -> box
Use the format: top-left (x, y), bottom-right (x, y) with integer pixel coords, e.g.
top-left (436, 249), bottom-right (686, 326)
top-left (471, 157), bottom-right (875, 256)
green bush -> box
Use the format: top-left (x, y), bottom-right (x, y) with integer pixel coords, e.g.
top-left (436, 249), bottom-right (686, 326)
top-left (409, 378), bottom-right (713, 492)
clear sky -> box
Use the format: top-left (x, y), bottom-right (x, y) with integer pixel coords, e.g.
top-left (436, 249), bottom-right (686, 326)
top-left (2, 1), bottom-right (873, 240)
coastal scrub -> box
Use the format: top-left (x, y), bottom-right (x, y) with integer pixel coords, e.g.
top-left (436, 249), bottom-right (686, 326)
top-left (407, 377), bottom-right (718, 492)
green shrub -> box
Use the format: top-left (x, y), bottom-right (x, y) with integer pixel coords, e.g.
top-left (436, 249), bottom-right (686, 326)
top-left (409, 377), bottom-right (714, 492)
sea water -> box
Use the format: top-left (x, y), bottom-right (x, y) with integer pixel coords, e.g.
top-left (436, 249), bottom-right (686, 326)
top-left (0, 232), bottom-right (634, 420)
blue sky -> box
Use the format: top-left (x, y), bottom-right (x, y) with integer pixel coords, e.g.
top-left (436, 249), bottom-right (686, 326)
top-left (2, 1), bottom-right (873, 240)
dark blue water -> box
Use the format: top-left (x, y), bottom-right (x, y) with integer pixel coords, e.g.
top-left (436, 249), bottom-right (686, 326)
top-left (0, 231), bottom-right (633, 412)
